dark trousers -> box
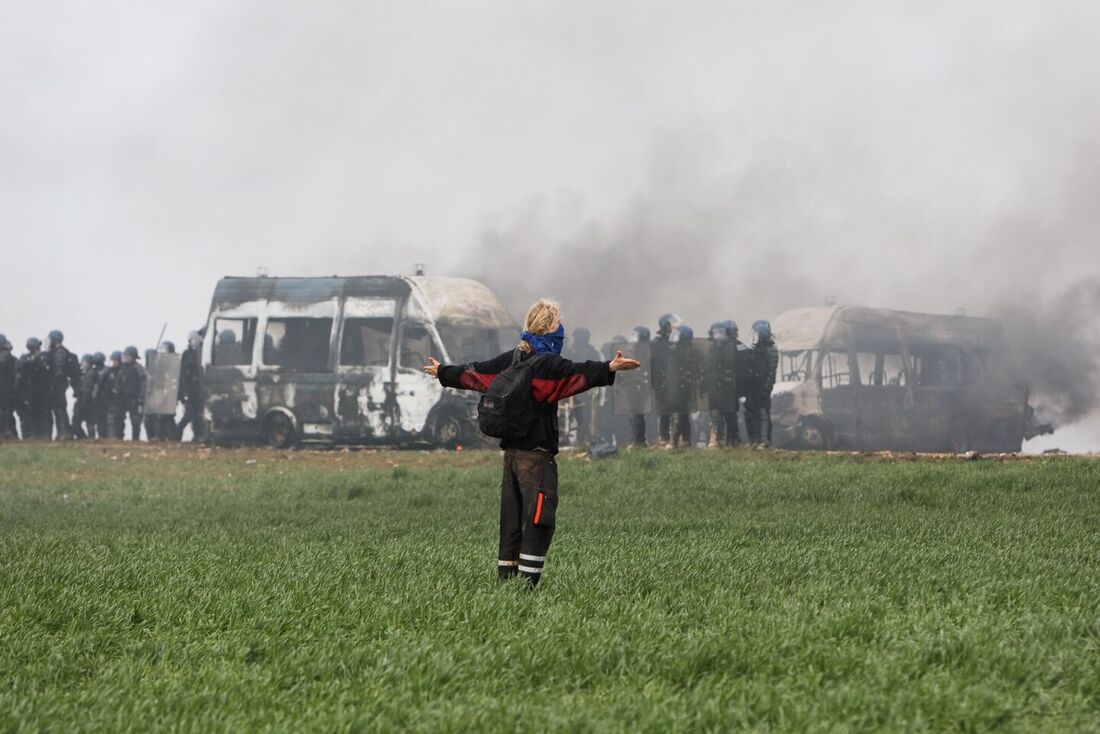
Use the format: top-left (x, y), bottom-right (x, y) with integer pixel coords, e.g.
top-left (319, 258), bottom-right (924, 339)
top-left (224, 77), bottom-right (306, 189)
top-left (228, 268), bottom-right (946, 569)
top-left (498, 449), bottom-right (558, 587)
top-left (49, 392), bottom-right (70, 440)
top-left (124, 408), bottom-right (142, 441)
top-left (96, 409), bottom-right (111, 440)
top-left (0, 405), bottom-right (13, 439)
top-left (18, 403), bottom-right (50, 438)
top-left (155, 414), bottom-right (177, 440)
top-left (629, 414), bottom-right (647, 446)
top-left (177, 402), bottom-right (205, 442)
top-left (72, 400), bottom-right (91, 439)
top-left (658, 414), bottom-right (672, 442)
top-left (709, 409), bottom-right (741, 446)
top-left (671, 412), bottom-right (691, 446)
top-left (745, 394), bottom-right (772, 444)
top-left (106, 408), bottom-right (125, 439)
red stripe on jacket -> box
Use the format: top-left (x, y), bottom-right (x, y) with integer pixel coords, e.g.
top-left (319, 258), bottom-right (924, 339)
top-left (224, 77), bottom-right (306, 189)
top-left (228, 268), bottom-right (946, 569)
top-left (531, 374), bottom-right (588, 403)
top-left (458, 370), bottom-right (496, 392)
top-left (456, 370), bottom-right (590, 403)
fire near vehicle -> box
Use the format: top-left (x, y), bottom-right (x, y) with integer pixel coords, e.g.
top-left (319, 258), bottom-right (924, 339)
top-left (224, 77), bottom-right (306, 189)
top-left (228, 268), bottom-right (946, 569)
top-left (201, 275), bottom-right (519, 448)
top-left (770, 306), bottom-right (1050, 452)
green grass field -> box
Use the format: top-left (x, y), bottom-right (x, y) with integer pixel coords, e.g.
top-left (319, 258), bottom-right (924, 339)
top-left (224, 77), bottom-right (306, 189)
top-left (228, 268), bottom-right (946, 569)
top-left (1, 443), bottom-right (1098, 732)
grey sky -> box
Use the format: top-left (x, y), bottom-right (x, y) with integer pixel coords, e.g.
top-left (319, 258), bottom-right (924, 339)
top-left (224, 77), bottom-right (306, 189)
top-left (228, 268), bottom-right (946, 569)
top-left (3, 1), bottom-right (1099, 445)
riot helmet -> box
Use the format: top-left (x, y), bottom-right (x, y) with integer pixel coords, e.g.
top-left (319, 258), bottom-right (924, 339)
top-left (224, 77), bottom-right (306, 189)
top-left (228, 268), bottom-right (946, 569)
top-left (0, 334), bottom-right (9, 351)
top-left (109, 350), bottom-right (122, 365)
top-left (26, 337), bottom-right (42, 352)
top-left (93, 352), bottom-right (106, 367)
top-left (48, 329), bottom-right (64, 345)
top-left (187, 331), bottom-right (203, 350)
top-left (673, 325), bottom-right (694, 342)
top-left (708, 321), bottom-right (729, 340)
top-left (81, 353), bottom-right (93, 366)
top-left (752, 320), bottom-right (772, 344)
top-left (629, 325), bottom-right (651, 343)
top-left (160, 341), bottom-right (176, 353)
top-left (657, 313), bottom-right (682, 337)
top-left (123, 345), bottom-right (140, 362)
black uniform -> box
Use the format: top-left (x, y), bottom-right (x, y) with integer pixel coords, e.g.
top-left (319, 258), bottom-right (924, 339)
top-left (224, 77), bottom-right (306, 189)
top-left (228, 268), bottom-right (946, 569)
top-left (0, 347), bottom-right (16, 439)
top-left (745, 338), bottom-right (779, 445)
top-left (651, 334), bottom-right (673, 445)
top-left (177, 345), bottom-right (205, 441)
top-left (705, 339), bottom-right (740, 447)
top-left (437, 349), bottom-right (615, 587)
top-left (667, 338), bottom-right (701, 448)
top-left (97, 364), bottom-right (125, 439)
top-left (45, 345), bottom-right (80, 439)
top-left (73, 363), bottom-right (98, 439)
top-left (15, 351), bottom-right (50, 438)
top-left (118, 361), bottom-right (146, 441)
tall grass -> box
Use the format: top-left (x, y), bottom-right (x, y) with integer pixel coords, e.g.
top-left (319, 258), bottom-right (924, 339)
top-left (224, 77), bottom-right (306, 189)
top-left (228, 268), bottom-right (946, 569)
top-left (1, 444), bottom-right (1098, 732)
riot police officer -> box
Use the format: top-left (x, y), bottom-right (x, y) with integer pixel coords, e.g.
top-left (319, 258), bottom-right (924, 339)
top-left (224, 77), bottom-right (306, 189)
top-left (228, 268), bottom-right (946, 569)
top-left (119, 346), bottom-right (146, 441)
top-left (15, 338), bottom-right (49, 438)
top-left (745, 320), bottom-right (779, 447)
top-left (43, 330), bottom-right (80, 440)
top-left (565, 327), bottom-right (601, 445)
top-left (72, 353), bottom-right (97, 439)
top-left (651, 313), bottom-right (681, 449)
top-left (705, 321), bottom-right (740, 448)
top-left (90, 352), bottom-right (110, 439)
top-left (0, 335), bottom-right (16, 439)
top-left (97, 351), bottom-right (125, 439)
top-left (669, 325), bottom-right (700, 448)
top-left (178, 331), bottom-right (205, 442)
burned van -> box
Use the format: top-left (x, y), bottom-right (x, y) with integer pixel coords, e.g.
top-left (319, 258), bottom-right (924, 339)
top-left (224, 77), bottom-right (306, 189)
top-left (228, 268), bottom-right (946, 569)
top-left (201, 275), bottom-right (519, 448)
top-left (770, 306), bottom-right (1049, 452)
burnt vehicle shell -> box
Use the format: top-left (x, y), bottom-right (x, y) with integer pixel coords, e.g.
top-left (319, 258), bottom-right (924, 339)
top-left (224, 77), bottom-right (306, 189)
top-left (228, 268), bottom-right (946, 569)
top-left (770, 306), bottom-right (1048, 452)
top-left (201, 275), bottom-right (519, 448)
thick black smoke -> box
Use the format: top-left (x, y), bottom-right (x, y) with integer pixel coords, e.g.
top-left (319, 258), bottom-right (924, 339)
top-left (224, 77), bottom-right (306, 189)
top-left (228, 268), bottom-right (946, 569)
top-left (472, 136), bottom-right (1100, 429)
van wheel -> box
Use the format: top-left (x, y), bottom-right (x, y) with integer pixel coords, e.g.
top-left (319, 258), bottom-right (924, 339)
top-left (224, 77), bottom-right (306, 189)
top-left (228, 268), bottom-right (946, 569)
top-left (264, 413), bottom-right (298, 449)
top-left (797, 417), bottom-right (831, 450)
top-left (946, 426), bottom-right (971, 453)
top-left (432, 410), bottom-right (467, 449)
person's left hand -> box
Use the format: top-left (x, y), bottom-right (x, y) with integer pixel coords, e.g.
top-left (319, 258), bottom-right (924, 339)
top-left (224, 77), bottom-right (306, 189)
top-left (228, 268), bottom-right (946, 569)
top-left (609, 351), bottom-right (641, 372)
top-left (423, 357), bottom-right (441, 377)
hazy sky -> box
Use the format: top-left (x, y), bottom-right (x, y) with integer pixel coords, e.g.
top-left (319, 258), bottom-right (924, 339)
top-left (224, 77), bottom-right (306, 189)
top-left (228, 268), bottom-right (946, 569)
top-left (3, 1), bottom-right (1099, 445)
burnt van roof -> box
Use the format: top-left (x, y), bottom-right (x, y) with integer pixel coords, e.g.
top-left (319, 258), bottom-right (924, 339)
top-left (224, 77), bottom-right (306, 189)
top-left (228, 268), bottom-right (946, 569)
top-left (211, 276), bottom-right (408, 308)
top-left (210, 275), bottom-right (518, 328)
top-left (773, 305), bottom-right (1006, 351)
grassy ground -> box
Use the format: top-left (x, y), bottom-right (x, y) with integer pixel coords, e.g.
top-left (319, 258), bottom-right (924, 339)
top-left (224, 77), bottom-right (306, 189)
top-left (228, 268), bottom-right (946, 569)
top-left (1, 442), bottom-right (1098, 733)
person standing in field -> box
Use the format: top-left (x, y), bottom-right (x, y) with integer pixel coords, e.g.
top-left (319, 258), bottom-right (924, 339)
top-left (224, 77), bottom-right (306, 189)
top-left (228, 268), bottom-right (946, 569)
top-left (423, 298), bottom-right (640, 587)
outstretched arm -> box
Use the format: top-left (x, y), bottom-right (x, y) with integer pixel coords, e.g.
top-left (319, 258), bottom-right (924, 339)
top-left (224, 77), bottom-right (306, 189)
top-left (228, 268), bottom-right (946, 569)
top-left (424, 352), bottom-right (513, 393)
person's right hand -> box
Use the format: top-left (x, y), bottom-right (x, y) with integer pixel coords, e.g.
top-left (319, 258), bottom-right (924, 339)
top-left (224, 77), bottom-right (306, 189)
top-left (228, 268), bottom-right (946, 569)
top-left (609, 351), bottom-right (641, 372)
top-left (423, 357), bottom-right (441, 377)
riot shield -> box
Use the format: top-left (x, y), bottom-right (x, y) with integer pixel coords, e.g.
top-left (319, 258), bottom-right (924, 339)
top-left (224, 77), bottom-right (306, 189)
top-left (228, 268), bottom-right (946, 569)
top-left (611, 341), bottom-right (652, 416)
top-left (143, 352), bottom-right (182, 415)
top-left (703, 339), bottom-right (739, 412)
top-left (652, 338), bottom-right (708, 414)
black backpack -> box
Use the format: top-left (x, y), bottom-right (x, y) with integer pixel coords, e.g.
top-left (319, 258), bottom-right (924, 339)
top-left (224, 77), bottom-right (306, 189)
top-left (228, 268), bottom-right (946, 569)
top-left (477, 350), bottom-right (544, 439)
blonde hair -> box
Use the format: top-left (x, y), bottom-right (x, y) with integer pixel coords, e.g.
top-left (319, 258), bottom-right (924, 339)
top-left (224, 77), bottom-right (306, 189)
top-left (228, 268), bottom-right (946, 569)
top-left (518, 298), bottom-right (561, 353)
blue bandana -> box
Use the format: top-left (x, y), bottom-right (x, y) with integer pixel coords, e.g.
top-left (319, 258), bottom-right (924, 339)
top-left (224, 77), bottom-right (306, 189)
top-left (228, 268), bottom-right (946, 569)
top-left (521, 324), bottom-right (565, 355)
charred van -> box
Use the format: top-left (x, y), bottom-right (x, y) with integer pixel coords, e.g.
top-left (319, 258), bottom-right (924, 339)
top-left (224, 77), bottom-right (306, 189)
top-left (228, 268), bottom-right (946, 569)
top-left (770, 306), bottom-right (1050, 452)
top-left (201, 275), bottom-right (519, 448)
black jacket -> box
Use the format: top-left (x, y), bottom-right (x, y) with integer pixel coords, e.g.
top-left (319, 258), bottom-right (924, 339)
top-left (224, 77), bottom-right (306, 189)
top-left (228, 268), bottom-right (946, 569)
top-left (437, 350), bottom-right (615, 454)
